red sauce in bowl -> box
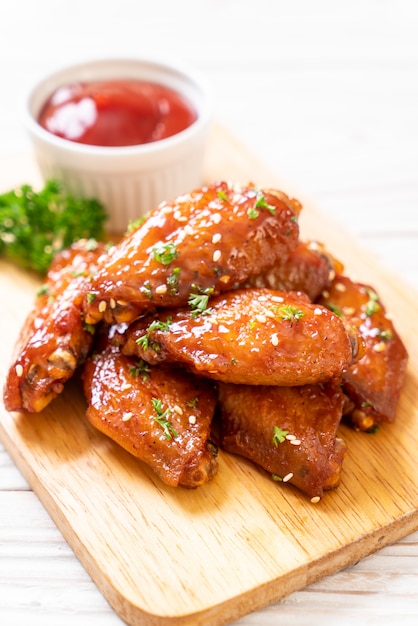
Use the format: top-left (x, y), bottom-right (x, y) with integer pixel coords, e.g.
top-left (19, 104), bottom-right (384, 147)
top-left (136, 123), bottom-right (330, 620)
top-left (37, 80), bottom-right (198, 147)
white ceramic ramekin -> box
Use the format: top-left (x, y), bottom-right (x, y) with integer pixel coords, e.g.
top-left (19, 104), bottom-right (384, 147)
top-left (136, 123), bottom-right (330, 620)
top-left (22, 57), bottom-right (212, 233)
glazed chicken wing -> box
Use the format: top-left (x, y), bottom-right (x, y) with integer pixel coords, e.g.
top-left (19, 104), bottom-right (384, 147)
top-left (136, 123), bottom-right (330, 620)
top-left (82, 336), bottom-right (218, 488)
top-left (245, 240), bottom-right (344, 301)
top-left (3, 239), bottom-right (106, 413)
top-left (83, 182), bottom-right (301, 326)
top-left (121, 288), bottom-right (360, 386)
top-left (317, 275), bottom-right (408, 431)
top-left (218, 380), bottom-right (347, 501)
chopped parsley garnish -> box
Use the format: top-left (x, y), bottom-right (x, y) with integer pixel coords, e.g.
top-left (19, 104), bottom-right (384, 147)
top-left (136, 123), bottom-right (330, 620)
top-left (273, 304), bottom-right (305, 322)
top-left (151, 397), bottom-right (178, 440)
top-left (82, 319), bottom-right (96, 335)
top-left (186, 397), bottom-right (199, 408)
top-left (364, 288), bottom-right (381, 317)
top-left (188, 285), bottom-right (214, 317)
top-left (217, 190), bottom-right (228, 202)
top-left (136, 318), bottom-right (171, 351)
top-left (36, 284), bottom-right (50, 297)
top-left (152, 241), bottom-right (179, 265)
top-left (272, 425), bottom-right (288, 446)
top-left (141, 280), bottom-right (153, 300)
top-left (248, 193), bottom-right (276, 220)
top-left (255, 194), bottom-right (276, 214)
top-left (377, 328), bottom-right (393, 341)
top-left (167, 267), bottom-right (181, 295)
top-left (129, 359), bottom-right (152, 380)
top-left (87, 292), bottom-right (97, 304)
top-left (126, 215), bottom-right (147, 233)
top-left (326, 302), bottom-right (343, 317)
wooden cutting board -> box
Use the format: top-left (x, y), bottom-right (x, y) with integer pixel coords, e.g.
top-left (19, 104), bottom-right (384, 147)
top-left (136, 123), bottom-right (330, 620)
top-left (1, 125), bottom-right (418, 626)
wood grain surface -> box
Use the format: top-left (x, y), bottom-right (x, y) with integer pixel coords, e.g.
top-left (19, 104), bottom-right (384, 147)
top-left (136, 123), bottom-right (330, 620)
top-left (1, 126), bottom-right (418, 626)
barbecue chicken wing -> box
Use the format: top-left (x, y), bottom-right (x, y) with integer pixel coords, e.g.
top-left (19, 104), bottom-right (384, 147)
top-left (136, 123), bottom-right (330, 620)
top-left (218, 380), bottom-right (347, 500)
top-left (245, 240), bottom-right (344, 301)
top-left (3, 239), bottom-right (106, 413)
top-left (83, 182), bottom-right (301, 326)
top-left (317, 274), bottom-right (408, 431)
top-left (121, 288), bottom-right (360, 386)
top-left (82, 335), bottom-right (218, 488)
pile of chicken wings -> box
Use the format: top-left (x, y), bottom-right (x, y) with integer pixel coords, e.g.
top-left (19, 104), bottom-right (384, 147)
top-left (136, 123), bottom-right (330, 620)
top-left (3, 182), bottom-right (408, 502)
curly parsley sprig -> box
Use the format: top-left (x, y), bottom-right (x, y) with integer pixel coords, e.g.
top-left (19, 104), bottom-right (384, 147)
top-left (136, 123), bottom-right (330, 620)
top-left (0, 180), bottom-right (106, 274)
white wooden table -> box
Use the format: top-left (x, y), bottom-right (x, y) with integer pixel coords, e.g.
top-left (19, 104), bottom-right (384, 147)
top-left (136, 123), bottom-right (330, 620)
top-left (1, 1), bottom-right (418, 624)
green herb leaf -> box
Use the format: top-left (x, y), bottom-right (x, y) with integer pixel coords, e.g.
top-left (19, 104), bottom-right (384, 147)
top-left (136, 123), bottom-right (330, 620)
top-left (364, 288), bottom-right (381, 317)
top-left (151, 397), bottom-right (178, 440)
top-left (272, 425), bottom-right (288, 446)
top-left (152, 241), bottom-right (179, 265)
top-left (188, 285), bottom-right (214, 317)
top-left (0, 180), bottom-right (106, 274)
top-left (272, 304), bottom-right (305, 322)
top-left (135, 317), bottom-right (171, 351)
top-left (129, 359), bottom-right (152, 380)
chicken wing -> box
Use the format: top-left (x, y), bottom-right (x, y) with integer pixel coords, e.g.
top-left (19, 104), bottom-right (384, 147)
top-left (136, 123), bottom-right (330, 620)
top-left (82, 336), bottom-right (218, 488)
top-left (245, 240), bottom-right (344, 301)
top-left (121, 288), bottom-right (359, 386)
top-left (317, 274), bottom-right (408, 431)
top-left (83, 182), bottom-right (301, 326)
top-left (3, 239), bottom-right (106, 413)
top-left (217, 380), bottom-right (347, 500)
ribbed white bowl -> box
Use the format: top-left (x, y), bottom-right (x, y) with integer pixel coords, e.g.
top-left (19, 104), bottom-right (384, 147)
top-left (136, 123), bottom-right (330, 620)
top-left (23, 57), bottom-right (212, 233)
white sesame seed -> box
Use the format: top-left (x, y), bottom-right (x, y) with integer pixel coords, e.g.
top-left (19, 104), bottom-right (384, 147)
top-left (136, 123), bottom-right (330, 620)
top-left (218, 324), bottom-right (230, 333)
top-left (122, 412), bottom-right (133, 422)
top-left (184, 224), bottom-right (194, 235)
top-left (188, 415), bottom-right (197, 425)
top-left (335, 282), bottom-right (346, 292)
top-left (285, 434), bottom-right (296, 441)
top-left (270, 333), bottom-right (279, 346)
top-left (310, 496), bottom-right (321, 504)
top-left (321, 290), bottom-right (330, 299)
top-left (314, 307), bottom-right (323, 315)
top-left (329, 270), bottom-right (336, 281)
top-left (121, 382), bottom-right (132, 391)
top-left (173, 405), bottom-right (183, 415)
top-left (342, 306), bottom-right (356, 316)
top-left (255, 314), bottom-right (267, 323)
top-left (110, 298), bottom-right (116, 309)
top-left (212, 213), bottom-right (222, 224)
top-left (265, 309), bottom-right (275, 318)
top-left (98, 300), bottom-right (107, 313)
top-left (212, 233), bottom-right (222, 244)
top-left (257, 295), bottom-right (268, 302)
top-left (271, 295), bottom-right (284, 303)
top-left (155, 284), bottom-right (168, 295)
top-left (289, 438), bottom-right (301, 446)
top-left (282, 472), bottom-right (294, 483)
top-left (15, 364), bottom-right (24, 377)
top-left (213, 250), bottom-right (222, 263)
top-left (373, 341), bottom-right (387, 352)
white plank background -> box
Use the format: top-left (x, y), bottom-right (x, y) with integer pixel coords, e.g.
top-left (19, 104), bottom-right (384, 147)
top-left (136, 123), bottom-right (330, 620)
top-left (1, 1), bottom-right (418, 624)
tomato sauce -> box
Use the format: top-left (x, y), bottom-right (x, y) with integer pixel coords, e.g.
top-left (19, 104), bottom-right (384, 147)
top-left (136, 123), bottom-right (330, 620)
top-left (37, 80), bottom-right (197, 147)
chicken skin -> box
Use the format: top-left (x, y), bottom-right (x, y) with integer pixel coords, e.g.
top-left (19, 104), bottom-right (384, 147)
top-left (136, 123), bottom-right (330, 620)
top-left (317, 274), bottom-right (408, 431)
top-left (218, 380), bottom-right (347, 500)
top-left (83, 182), bottom-right (301, 326)
top-left (82, 336), bottom-right (218, 488)
top-left (3, 239), bottom-right (106, 413)
top-left (121, 288), bottom-right (359, 386)
top-left (245, 240), bottom-right (344, 301)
